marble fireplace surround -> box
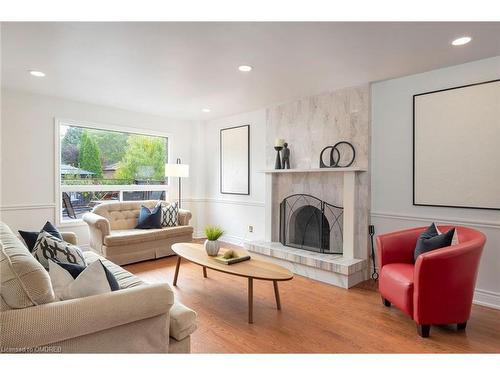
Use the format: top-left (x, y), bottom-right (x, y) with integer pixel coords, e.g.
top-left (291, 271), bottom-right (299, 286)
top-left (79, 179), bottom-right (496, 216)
top-left (244, 85), bottom-right (370, 289)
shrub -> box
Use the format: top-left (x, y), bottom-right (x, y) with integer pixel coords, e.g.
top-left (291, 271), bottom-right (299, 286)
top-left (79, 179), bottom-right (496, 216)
top-left (205, 225), bottom-right (224, 241)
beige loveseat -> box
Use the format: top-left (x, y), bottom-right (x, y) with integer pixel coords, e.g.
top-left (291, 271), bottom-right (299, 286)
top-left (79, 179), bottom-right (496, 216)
top-left (83, 200), bottom-right (193, 265)
top-left (0, 221), bottom-right (197, 353)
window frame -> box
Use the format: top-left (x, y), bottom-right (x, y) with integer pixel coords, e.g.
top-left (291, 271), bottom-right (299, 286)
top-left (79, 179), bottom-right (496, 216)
top-left (54, 118), bottom-right (172, 226)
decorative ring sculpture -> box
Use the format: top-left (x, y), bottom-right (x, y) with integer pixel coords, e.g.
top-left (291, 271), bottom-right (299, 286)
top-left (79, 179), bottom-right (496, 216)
top-left (319, 141), bottom-right (356, 168)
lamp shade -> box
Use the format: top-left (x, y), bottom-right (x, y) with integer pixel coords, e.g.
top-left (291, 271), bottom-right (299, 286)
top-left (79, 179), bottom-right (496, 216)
top-left (165, 163), bottom-right (189, 178)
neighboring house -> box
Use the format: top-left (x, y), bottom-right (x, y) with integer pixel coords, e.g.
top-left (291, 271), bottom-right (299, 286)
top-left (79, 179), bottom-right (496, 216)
top-left (60, 164), bottom-right (95, 178)
top-left (103, 162), bottom-right (119, 178)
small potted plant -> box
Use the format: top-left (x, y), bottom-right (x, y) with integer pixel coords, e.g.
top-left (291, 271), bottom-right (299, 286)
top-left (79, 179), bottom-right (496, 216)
top-left (204, 225), bottom-right (224, 256)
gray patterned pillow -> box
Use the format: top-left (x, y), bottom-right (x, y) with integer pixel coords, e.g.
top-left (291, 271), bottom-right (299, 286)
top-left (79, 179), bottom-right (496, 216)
top-left (161, 202), bottom-right (178, 227)
top-left (32, 231), bottom-right (86, 270)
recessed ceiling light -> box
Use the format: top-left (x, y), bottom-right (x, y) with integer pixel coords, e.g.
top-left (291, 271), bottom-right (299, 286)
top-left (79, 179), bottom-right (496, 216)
top-left (29, 70), bottom-right (46, 77)
top-left (202, 108), bottom-right (211, 113)
top-left (452, 36), bottom-right (472, 46)
top-left (238, 65), bottom-right (252, 72)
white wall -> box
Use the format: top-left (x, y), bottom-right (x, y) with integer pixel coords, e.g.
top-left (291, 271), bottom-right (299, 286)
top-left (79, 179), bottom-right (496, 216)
top-left (371, 56), bottom-right (500, 309)
top-left (0, 88), bottom-right (197, 246)
top-left (190, 109), bottom-right (266, 244)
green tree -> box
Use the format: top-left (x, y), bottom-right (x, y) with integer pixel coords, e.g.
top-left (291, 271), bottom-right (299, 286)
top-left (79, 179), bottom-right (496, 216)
top-left (88, 129), bottom-right (129, 166)
top-left (78, 131), bottom-right (103, 177)
top-left (61, 127), bottom-right (83, 166)
top-left (116, 135), bottom-right (166, 182)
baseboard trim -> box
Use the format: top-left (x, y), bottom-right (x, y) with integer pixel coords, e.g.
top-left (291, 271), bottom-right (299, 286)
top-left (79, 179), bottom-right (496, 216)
top-left (371, 211), bottom-right (500, 229)
top-left (473, 289), bottom-right (500, 310)
top-left (194, 232), bottom-right (247, 246)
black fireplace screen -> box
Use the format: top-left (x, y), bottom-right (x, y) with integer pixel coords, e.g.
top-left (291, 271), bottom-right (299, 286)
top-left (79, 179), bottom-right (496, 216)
top-left (279, 194), bottom-right (343, 254)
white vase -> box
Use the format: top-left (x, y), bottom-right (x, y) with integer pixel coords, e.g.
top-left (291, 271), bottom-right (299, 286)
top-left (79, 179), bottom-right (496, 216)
top-left (204, 239), bottom-right (220, 256)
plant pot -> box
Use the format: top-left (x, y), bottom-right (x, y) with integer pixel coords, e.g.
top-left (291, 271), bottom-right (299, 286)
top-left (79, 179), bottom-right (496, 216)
top-left (204, 239), bottom-right (220, 256)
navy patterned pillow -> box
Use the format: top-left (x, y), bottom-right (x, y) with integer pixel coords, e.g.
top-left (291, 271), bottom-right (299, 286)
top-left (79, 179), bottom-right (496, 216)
top-left (19, 221), bottom-right (63, 252)
top-left (161, 202), bottom-right (178, 227)
top-left (32, 231), bottom-right (86, 270)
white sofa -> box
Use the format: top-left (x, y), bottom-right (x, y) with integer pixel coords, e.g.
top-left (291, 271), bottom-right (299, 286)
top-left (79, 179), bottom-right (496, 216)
top-left (0, 221), bottom-right (197, 353)
top-left (83, 200), bottom-right (193, 265)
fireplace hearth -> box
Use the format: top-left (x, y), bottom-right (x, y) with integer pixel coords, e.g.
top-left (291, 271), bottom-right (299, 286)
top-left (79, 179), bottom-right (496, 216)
top-left (279, 194), bottom-right (343, 254)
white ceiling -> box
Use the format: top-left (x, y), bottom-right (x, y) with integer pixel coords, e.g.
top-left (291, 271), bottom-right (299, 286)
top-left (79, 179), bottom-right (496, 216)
top-left (2, 22), bottom-right (500, 121)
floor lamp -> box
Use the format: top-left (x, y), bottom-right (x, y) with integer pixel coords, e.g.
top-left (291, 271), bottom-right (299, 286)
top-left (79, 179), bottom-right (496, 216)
top-left (165, 158), bottom-right (190, 209)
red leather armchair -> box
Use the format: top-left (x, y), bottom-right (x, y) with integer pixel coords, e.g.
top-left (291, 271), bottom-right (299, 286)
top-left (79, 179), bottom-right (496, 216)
top-left (376, 225), bottom-right (486, 337)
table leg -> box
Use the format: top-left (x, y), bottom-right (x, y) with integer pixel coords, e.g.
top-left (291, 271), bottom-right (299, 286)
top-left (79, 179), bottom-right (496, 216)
top-left (248, 277), bottom-right (254, 324)
top-left (173, 256), bottom-right (181, 286)
top-left (203, 266), bottom-right (207, 278)
top-left (273, 280), bottom-right (281, 310)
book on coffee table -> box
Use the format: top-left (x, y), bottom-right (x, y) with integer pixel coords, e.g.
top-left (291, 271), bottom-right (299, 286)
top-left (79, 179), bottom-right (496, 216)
top-left (214, 254), bottom-right (251, 265)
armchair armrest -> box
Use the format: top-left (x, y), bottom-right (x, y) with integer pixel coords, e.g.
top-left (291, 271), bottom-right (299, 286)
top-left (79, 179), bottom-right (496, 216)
top-left (413, 238), bottom-right (485, 324)
top-left (60, 232), bottom-right (78, 246)
top-left (177, 209), bottom-right (192, 226)
top-left (83, 212), bottom-right (111, 254)
top-left (82, 212), bottom-right (111, 236)
top-left (0, 283), bottom-right (174, 350)
top-left (376, 227), bottom-right (423, 268)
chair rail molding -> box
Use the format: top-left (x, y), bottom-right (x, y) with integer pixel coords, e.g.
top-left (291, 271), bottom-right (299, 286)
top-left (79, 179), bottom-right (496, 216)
top-left (371, 211), bottom-right (500, 229)
top-left (184, 197), bottom-right (265, 207)
top-left (0, 203), bottom-right (56, 211)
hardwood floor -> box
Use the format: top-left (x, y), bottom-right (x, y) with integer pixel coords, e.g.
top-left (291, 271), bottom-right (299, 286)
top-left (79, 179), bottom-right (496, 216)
top-left (124, 242), bottom-right (500, 354)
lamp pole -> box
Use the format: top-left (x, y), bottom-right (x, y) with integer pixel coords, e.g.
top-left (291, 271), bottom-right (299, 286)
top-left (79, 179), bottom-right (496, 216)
top-left (176, 157), bottom-right (182, 209)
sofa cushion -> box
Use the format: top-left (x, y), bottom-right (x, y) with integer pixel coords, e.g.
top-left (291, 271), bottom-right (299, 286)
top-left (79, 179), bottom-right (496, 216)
top-left (32, 231), bottom-right (87, 270)
top-left (169, 302), bottom-right (198, 341)
top-left (104, 226), bottom-right (194, 247)
top-left (161, 202), bottom-right (179, 227)
top-left (51, 259), bottom-right (120, 292)
top-left (18, 221), bottom-right (63, 251)
top-left (154, 226), bottom-right (194, 240)
top-left (379, 263), bottom-right (414, 317)
top-left (83, 251), bottom-right (144, 289)
top-left (136, 203), bottom-right (162, 229)
top-left (0, 222), bottom-right (55, 309)
top-left (49, 259), bottom-right (119, 300)
top-left (414, 223), bottom-right (455, 262)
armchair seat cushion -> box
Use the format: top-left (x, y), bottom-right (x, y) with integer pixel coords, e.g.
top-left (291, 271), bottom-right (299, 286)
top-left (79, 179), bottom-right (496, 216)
top-left (103, 226), bottom-right (193, 247)
top-left (169, 302), bottom-right (198, 341)
top-left (379, 263), bottom-right (414, 317)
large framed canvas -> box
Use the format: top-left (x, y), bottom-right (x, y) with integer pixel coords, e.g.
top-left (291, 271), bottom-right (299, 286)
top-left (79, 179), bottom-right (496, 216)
top-left (413, 79), bottom-right (500, 210)
top-left (220, 124), bottom-right (250, 195)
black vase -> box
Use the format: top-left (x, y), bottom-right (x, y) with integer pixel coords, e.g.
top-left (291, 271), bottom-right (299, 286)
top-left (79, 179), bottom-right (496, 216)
top-left (274, 146), bottom-right (283, 169)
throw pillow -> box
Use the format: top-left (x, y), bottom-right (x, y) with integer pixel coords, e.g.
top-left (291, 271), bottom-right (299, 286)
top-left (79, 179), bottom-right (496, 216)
top-left (436, 224), bottom-right (459, 245)
top-left (32, 231), bottom-right (86, 270)
top-left (19, 221), bottom-right (63, 252)
top-left (414, 223), bottom-right (455, 262)
top-left (48, 259), bottom-right (118, 300)
top-left (51, 259), bottom-right (120, 291)
top-left (136, 203), bottom-right (162, 229)
top-left (162, 202), bottom-right (178, 227)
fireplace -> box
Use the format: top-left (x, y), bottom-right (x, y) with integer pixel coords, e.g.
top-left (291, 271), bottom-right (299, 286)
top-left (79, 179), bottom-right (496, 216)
top-left (279, 194), bottom-right (343, 254)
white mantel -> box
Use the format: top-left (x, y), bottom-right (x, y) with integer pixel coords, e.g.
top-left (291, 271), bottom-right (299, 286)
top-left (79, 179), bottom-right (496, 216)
top-left (259, 167), bottom-right (366, 174)
top-left (261, 168), bottom-right (366, 260)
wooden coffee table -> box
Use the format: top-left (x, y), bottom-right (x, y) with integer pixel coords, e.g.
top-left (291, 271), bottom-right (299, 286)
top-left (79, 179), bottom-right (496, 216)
top-left (171, 243), bottom-right (293, 323)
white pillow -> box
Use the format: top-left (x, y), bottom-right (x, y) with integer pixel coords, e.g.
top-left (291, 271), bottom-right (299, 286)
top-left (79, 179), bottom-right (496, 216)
top-left (48, 259), bottom-right (113, 301)
top-left (32, 231), bottom-right (86, 270)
